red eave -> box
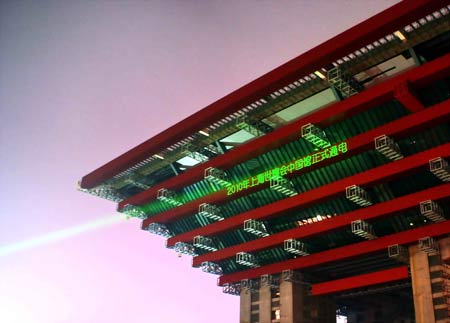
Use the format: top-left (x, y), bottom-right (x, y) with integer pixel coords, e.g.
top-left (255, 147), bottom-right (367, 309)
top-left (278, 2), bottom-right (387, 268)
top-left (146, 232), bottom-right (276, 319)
top-left (311, 266), bottom-right (410, 296)
top-left (166, 142), bottom-right (450, 247)
top-left (192, 183), bottom-right (450, 267)
top-left (124, 53), bottom-right (450, 211)
top-left (142, 98), bottom-right (450, 228)
top-left (218, 220), bottom-right (450, 286)
top-left (80, 0), bottom-right (448, 189)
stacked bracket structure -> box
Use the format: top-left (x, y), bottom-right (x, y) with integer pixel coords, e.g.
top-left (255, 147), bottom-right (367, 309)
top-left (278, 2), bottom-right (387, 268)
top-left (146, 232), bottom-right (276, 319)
top-left (80, 1), bottom-right (450, 322)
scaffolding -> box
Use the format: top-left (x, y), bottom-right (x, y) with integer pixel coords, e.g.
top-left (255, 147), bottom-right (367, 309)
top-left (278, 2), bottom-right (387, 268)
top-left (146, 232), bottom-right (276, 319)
top-left (352, 220), bottom-right (377, 240)
top-left (281, 270), bottom-right (303, 283)
top-left (124, 178), bottom-right (150, 190)
top-left (388, 244), bottom-right (409, 263)
top-left (429, 157), bottom-right (450, 182)
top-left (375, 135), bottom-right (403, 161)
top-left (183, 143), bottom-right (209, 163)
top-left (174, 241), bottom-right (197, 256)
top-left (419, 236), bottom-right (439, 255)
top-left (193, 235), bottom-right (218, 251)
top-left (284, 239), bottom-right (309, 256)
top-left (120, 204), bottom-right (147, 219)
top-left (240, 279), bottom-right (259, 292)
top-left (327, 66), bottom-right (363, 98)
top-left (244, 219), bottom-right (270, 237)
top-left (236, 115), bottom-right (264, 137)
top-left (147, 222), bottom-right (172, 238)
top-left (420, 200), bottom-right (446, 222)
top-left (270, 176), bottom-right (297, 197)
top-left (301, 123), bottom-right (331, 149)
top-left (204, 167), bottom-right (231, 187)
top-left (156, 188), bottom-right (183, 206)
top-left (223, 283), bottom-right (241, 296)
top-left (198, 203), bottom-right (224, 221)
top-left (201, 261), bottom-right (223, 275)
top-left (346, 185), bottom-right (372, 207)
top-left (236, 252), bottom-right (259, 268)
top-left (260, 274), bottom-right (280, 288)
top-left (81, 184), bottom-right (123, 202)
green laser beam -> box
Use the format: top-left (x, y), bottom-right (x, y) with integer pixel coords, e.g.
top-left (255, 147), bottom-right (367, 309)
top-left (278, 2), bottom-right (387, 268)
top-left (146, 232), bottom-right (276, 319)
top-left (0, 214), bottom-right (127, 257)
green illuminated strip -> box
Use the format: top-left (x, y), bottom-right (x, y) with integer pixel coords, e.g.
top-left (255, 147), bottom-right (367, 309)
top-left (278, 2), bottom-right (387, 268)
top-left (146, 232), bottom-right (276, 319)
top-left (136, 141), bottom-right (348, 218)
top-left (226, 141), bottom-right (348, 196)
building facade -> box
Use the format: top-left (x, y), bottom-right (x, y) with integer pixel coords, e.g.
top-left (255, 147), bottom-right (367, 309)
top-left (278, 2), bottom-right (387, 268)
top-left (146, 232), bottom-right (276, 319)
top-left (80, 1), bottom-right (450, 322)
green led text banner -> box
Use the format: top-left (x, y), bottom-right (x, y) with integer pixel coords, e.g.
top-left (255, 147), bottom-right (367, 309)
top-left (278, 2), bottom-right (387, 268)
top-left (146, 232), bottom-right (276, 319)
top-left (226, 141), bottom-right (348, 196)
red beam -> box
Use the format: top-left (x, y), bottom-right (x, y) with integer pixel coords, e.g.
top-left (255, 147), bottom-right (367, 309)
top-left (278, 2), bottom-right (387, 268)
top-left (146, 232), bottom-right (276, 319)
top-left (192, 183), bottom-right (450, 267)
top-left (166, 143), bottom-right (450, 247)
top-left (121, 53), bottom-right (450, 210)
top-left (81, 0), bottom-right (448, 189)
top-left (394, 81), bottom-right (424, 113)
top-left (218, 220), bottom-right (450, 286)
top-left (311, 266), bottom-right (409, 296)
top-left (142, 99), bottom-right (450, 228)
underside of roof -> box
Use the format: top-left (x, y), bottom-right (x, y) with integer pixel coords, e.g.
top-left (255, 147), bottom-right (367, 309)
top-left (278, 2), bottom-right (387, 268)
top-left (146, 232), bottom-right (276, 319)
top-left (80, 0), bottom-right (450, 298)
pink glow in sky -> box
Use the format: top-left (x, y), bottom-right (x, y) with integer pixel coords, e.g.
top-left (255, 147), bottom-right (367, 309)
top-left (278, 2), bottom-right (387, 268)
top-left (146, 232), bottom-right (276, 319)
top-left (0, 1), bottom-right (399, 322)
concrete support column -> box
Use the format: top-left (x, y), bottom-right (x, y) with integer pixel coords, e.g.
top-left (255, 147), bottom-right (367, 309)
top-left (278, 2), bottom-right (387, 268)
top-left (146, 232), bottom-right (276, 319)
top-left (259, 285), bottom-right (272, 323)
top-left (240, 289), bottom-right (252, 323)
top-left (438, 237), bottom-right (450, 323)
top-left (280, 280), bottom-right (304, 323)
top-left (409, 244), bottom-right (436, 323)
top-left (439, 237), bottom-right (450, 263)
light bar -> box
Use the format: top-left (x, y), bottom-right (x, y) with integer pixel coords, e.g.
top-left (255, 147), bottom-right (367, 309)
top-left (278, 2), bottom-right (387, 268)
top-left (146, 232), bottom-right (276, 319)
top-left (394, 30), bottom-right (407, 41)
top-left (314, 70), bottom-right (327, 80)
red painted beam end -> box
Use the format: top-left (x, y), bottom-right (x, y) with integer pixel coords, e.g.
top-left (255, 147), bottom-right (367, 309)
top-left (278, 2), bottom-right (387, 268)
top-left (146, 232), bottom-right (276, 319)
top-left (311, 266), bottom-right (409, 296)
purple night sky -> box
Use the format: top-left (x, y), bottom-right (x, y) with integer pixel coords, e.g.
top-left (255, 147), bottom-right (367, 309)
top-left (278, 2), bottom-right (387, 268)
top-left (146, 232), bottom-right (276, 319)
top-left (0, 1), bottom-right (398, 322)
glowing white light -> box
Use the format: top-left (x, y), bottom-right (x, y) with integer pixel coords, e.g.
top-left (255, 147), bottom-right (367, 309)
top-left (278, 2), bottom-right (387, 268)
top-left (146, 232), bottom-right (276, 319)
top-left (394, 30), bottom-right (406, 41)
top-left (314, 70), bottom-right (327, 80)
